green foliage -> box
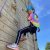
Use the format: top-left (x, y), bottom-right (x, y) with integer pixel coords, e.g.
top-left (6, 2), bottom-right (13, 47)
top-left (45, 42), bottom-right (50, 50)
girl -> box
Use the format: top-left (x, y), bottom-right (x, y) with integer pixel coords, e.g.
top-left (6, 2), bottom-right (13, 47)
top-left (7, 9), bottom-right (40, 50)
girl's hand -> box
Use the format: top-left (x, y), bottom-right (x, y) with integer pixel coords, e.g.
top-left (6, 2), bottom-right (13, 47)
top-left (37, 27), bottom-right (40, 32)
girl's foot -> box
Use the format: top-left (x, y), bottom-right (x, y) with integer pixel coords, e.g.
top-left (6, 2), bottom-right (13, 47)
top-left (7, 43), bottom-right (19, 49)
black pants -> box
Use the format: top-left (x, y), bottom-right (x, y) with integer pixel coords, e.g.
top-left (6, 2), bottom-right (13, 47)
top-left (15, 23), bottom-right (37, 45)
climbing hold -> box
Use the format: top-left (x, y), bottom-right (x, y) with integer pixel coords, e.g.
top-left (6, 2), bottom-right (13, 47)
top-left (14, 47), bottom-right (19, 50)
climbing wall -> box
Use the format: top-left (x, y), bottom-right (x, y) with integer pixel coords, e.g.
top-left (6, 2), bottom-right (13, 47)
top-left (0, 0), bottom-right (18, 50)
top-left (0, 0), bottom-right (38, 50)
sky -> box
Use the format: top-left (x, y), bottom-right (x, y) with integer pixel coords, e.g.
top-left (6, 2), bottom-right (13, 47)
top-left (31, 0), bottom-right (50, 50)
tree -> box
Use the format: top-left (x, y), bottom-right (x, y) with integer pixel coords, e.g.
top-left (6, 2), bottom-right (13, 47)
top-left (45, 42), bottom-right (50, 50)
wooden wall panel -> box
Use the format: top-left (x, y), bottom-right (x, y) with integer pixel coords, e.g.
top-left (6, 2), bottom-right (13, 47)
top-left (0, 0), bottom-right (19, 49)
top-left (0, 30), bottom-right (16, 43)
top-left (0, 41), bottom-right (13, 50)
top-left (0, 21), bottom-right (17, 37)
top-left (0, 11), bottom-right (18, 32)
top-left (2, 9), bottom-right (18, 27)
top-left (16, 0), bottom-right (29, 29)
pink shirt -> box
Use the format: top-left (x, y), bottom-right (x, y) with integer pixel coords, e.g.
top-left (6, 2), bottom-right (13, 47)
top-left (28, 13), bottom-right (40, 27)
top-left (28, 13), bottom-right (38, 22)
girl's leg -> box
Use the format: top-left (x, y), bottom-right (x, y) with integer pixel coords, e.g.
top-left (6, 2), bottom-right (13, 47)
top-left (15, 25), bottom-right (31, 45)
top-left (15, 30), bottom-right (22, 45)
top-left (30, 26), bottom-right (37, 41)
top-left (7, 25), bottom-right (33, 49)
top-left (7, 29), bottom-right (23, 49)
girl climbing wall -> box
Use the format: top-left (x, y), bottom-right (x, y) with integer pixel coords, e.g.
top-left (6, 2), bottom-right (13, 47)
top-left (7, 3), bottom-right (40, 50)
